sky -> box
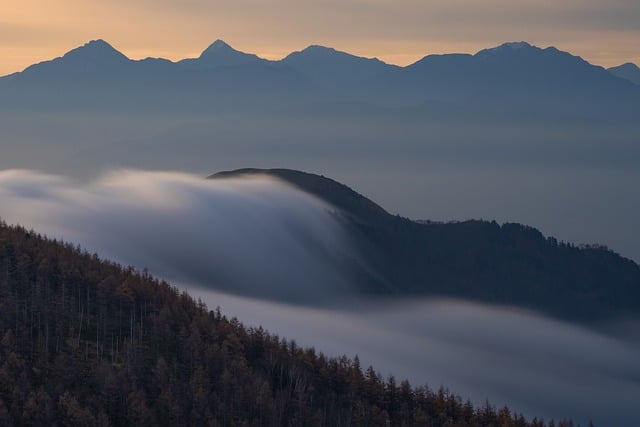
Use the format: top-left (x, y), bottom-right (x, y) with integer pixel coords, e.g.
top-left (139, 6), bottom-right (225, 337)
top-left (1, 0), bottom-right (639, 76)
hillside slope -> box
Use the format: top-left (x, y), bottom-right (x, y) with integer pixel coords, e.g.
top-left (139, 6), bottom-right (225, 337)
top-left (211, 169), bottom-right (640, 322)
top-left (0, 222), bottom-right (564, 426)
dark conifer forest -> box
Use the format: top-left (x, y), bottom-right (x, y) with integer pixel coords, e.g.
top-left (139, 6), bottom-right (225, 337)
top-left (212, 169), bottom-right (640, 322)
top-left (0, 221), bottom-right (582, 426)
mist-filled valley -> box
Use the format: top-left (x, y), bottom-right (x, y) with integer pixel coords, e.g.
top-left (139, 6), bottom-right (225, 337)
top-left (0, 169), bottom-right (639, 426)
top-left (1, 108), bottom-right (638, 265)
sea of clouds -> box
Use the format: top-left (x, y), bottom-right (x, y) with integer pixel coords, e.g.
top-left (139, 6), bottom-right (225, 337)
top-left (0, 169), bottom-right (638, 427)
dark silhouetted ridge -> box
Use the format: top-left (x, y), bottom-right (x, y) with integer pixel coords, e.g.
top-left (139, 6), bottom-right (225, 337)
top-left (211, 169), bottom-right (640, 322)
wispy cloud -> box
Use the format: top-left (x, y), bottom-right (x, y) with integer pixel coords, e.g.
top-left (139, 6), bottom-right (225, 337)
top-left (0, 169), bottom-right (360, 303)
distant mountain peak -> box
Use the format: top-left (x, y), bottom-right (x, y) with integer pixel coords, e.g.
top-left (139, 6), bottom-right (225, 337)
top-left (302, 45), bottom-right (337, 53)
top-left (284, 45), bottom-right (390, 69)
top-left (612, 62), bottom-right (640, 75)
top-left (476, 41), bottom-right (539, 57)
top-left (84, 39), bottom-right (113, 48)
top-left (64, 39), bottom-right (129, 62)
top-left (211, 39), bottom-right (231, 48)
top-left (608, 62), bottom-right (640, 85)
top-left (200, 39), bottom-right (235, 57)
top-left (182, 39), bottom-right (262, 67)
top-left (498, 41), bottom-right (534, 50)
top-left (282, 45), bottom-right (346, 61)
top-left (13, 38), bottom-right (130, 76)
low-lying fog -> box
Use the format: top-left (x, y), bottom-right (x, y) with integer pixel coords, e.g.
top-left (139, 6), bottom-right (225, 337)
top-left (190, 290), bottom-right (640, 427)
top-left (1, 112), bottom-right (638, 262)
top-left (0, 169), bottom-right (359, 302)
top-left (0, 169), bottom-right (638, 427)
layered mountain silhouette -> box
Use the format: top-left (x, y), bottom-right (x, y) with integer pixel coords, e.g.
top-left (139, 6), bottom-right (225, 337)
top-left (608, 62), bottom-right (640, 85)
top-left (1, 39), bottom-right (638, 118)
top-left (211, 168), bottom-right (640, 323)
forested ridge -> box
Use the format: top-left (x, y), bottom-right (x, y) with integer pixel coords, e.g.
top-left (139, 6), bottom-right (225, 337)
top-left (0, 221), bottom-right (580, 426)
top-left (212, 169), bottom-right (640, 322)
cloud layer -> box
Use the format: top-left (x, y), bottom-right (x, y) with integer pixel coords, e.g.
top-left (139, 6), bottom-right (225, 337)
top-left (0, 169), bottom-right (639, 426)
top-left (0, 169), bottom-right (358, 303)
top-left (190, 291), bottom-right (640, 427)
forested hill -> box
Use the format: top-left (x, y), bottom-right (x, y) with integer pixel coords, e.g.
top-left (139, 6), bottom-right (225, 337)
top-left (0, 222), bottom-right (570, 426)
top-left (211, 169), bottom-right (640, 322)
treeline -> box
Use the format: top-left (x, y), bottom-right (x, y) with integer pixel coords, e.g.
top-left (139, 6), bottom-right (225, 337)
top-left (0, 222), bottom-right (578, 426)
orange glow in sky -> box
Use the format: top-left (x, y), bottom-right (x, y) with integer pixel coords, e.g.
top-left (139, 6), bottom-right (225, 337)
top-left (1, 0), bottom-right (638, 76)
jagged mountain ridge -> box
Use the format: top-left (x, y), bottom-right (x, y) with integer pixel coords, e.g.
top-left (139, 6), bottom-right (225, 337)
top-left (210, 168), bottom-right (640, 322)
top-left (1, 39), bottom-right (638, 118)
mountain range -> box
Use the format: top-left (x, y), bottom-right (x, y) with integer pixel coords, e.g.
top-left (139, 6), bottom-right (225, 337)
top-left (1, 39), bottom-right (638, 119)
top-left (211, 168), bottom-right (640, 323)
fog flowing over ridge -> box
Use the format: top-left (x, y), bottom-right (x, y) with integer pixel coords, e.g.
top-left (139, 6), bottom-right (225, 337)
top-left (0, 169), bottom-right (639, 426)
top-left (0, 169), bottom-right (360, 303)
